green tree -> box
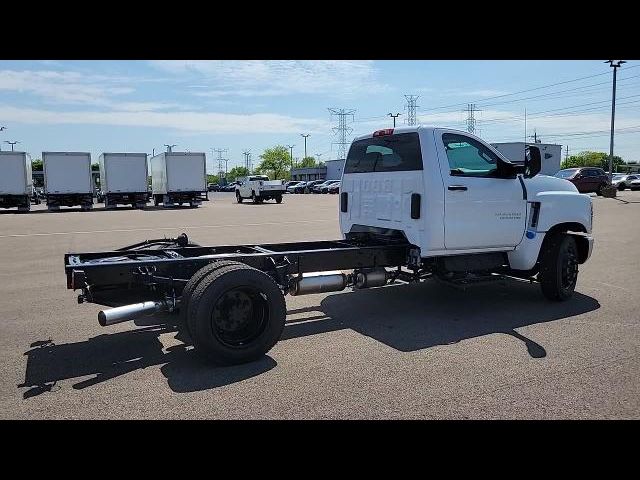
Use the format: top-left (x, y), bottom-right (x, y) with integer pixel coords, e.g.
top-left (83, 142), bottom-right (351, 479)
top-left (31, 159), bottom-right (43, 171)
top-left (91, 162), bottom-right (100, 171)
top-left (206, 174), bottom-right (220, 184)
top-left (298, 156), bottom-right (317, 168)
top-left (255, 146), bottom-right (292, 180)
top-left (560, 151), bottom-right (625, 171)
top-left (226, 166), bottom-right (249, 181)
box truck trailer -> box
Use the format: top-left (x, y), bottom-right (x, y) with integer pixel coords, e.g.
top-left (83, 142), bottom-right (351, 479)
top-left (491, 142), bottom-right (562, 176)
top-left (150, 152), bottom-right (208, 208)
top-left (43, 152), bottom-right (94, 211)
top-left (0, 152), bottom-right (33, 211)
top-left (99, 153), bottom-right (150, 209)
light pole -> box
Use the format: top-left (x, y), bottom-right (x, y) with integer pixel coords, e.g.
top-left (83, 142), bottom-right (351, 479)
top-left (0, 126), bottom-right (5, 151)
top-left (287, 144), bottom-right (295, 170)
top-left (5, 140), bottom-right (19, 151)
top-left (388, 113), bottom-right (401, 127)
top-left (606, 60), bottom-right (626, 180)
top-left (300, 134), bottom-right (310, 159)
top-left (164, 144), bottom-right (176, 153)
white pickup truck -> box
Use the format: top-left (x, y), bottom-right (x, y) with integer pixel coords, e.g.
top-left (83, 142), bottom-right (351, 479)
top-left (66, 126), bottom-right (594, 365)
top-left (235, 175), bottom-right (286, 204)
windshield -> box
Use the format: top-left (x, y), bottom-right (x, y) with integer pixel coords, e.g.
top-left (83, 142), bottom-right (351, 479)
top-left (612, 174), bottom-right (626, 180)
top-left (556, 169), bottom-right (578, 179)
top-left (345, 132), bottom-right (423, 174)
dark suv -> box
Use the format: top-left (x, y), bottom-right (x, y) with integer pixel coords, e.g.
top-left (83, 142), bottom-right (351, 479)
top-left (555, 167), bottom-right (610, 195)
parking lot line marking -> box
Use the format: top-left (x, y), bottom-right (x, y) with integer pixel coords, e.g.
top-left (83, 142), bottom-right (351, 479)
top-left (0, 219), bottom-right (334, 239)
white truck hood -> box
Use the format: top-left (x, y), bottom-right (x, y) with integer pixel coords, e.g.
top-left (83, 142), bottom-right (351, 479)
top-left (522, 174), bottom-right (578, 196)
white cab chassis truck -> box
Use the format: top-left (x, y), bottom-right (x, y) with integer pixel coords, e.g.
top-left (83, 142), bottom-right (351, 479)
top-left (235, 175), bottom-right (286, 204)
top-left (43, 152), bottom-right (94, 211)
top-left (99, 153), bottom-right (150, 209)
top-left (150, 152), bottom-right (208, 208)
top-left (0, 151), bottom-right (33, 211)
top-left (65, 126), bottom-right (593, 366)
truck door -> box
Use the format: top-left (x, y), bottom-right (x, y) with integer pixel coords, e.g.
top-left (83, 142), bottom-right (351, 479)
top-left (436, 131), bottom-right (526, 250)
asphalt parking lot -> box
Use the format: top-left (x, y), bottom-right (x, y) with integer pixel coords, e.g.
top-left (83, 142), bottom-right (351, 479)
top-left (1, 190), bottom-right (639, 419)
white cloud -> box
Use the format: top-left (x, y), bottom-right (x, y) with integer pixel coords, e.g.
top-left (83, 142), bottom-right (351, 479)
top-left (0, 104), bottom-right (329, 135)
top-left (149, 60), bottom-right (390, 97)
top-left (0, 70), bottom-right (133, 106)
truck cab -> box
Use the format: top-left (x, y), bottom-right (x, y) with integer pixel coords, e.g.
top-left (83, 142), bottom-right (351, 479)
top-left (340, 126), bottom-right (593, 300)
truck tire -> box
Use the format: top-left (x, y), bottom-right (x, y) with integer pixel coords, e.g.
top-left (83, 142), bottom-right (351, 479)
top-left (181, 260), bottom-right (243, 337)
top-left (187, 263), bottom-right (286, 365)
top-left (596, 184), bottom-right (606, 196)
top-left (251, 191), bottom-right (258, 204)
top-left (236, 191), bottom-right (243, 203)
top-left (275, 195), bottom-right (283, 204)
top-left (538, 233), bottom-right (579, 301)
top-left (618, 183), bottom-right (626, 191)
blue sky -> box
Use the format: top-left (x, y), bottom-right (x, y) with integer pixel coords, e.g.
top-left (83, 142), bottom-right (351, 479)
top-left (0, 60), bottom-right (638, 172)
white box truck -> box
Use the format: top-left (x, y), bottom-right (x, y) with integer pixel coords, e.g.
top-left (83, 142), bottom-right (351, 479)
top-left (150, 152), bottom-right (208, 208)
top-left (0, 152), bottom-right (33, 211)
top-left (99, 153), bottom-right (150, 209)
top-left (43, 152), bottom-right (94, 211)
top-left (491, 142), bottom-right (562, 176)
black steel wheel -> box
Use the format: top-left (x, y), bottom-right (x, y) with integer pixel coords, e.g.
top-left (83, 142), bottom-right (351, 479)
top-left (187, 263), bottom-right (286, 364)
top-left (275, 195), bottom-right (283, 204)
top-left (236, 191), bottom-right (243, 203)
top-left (539, 233), bottom-right (579, 301)
top-left (251, 191), bottom-right (258, 204)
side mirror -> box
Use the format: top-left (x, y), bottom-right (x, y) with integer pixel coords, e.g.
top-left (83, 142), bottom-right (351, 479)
top-left (524, 146), bottom-right (542, 178)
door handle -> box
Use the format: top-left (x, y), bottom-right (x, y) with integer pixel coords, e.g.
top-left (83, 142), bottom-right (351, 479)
top-left (448, 185), bottom-right (468, 191)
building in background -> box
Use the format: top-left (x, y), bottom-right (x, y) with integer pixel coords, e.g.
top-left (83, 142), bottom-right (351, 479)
top-left (491, 142), bottom-right (562, 176)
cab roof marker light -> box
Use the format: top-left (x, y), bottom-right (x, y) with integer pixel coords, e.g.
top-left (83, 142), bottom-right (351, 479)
top-left (373, 129), bottom-right (394, 137)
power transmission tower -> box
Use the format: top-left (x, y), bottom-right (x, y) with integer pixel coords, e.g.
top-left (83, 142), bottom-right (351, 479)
top-left (465, 104), bottom-right (480, 134)
top-left (242, 150), bottom-right (251, 172)
top-left (328, 108), bottom-right (355, 160)
top-left (404, 95), bottom-right (420, 126)
top-left (212, 148), bottom-right (228, 178)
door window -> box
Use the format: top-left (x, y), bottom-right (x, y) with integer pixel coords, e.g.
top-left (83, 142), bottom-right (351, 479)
top-left (442, 133), bottom-right (501, 178)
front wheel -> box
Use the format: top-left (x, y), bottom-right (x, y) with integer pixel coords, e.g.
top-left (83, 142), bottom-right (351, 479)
top-left (596, 184), bottom-right (606, 196)
top-left (251, 191), bottom-right (258, 204)
top-left (538, 233), bottom-right (579, 301)
top-left (236, 191), bottom-right (243, 203)
top-left (618, 183), bottom-right (626, 191)
top-left (275, 195), bottom-right (283, 204)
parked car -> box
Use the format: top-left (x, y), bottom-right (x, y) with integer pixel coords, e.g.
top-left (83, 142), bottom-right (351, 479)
top-left (630, 178), bottom-right (640, 190)
top-left (328, 182), bottom-right (341, 194)
top-left (319, 180), bottom-right (340, 194)
top-left (611, 173), bottom-right (640, 191)
top-left (312, 180), bottom-right (339, 194)
top-left (555, 167), bottom-right (610, 195)
top-left (285, 181), bottom-right (303, 193)
top-left (207, 183), bottom-right (220, 192)
top-left (300, 180), bottom-right (324, 194)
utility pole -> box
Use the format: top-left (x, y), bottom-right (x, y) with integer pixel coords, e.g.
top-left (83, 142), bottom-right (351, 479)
top-left (286, 145), bottom-right (295, 169)
top-left (606, 60), bottom-right (626, 181)
top-left (565, 145), bottom-right (569, 161)
top-left (300, 134), bottom-right (310, 160)
top-left (404, 95), bottom-right (419, 126)
top-left (315, 153), bottom-right (323, 162)
top-left (388, 113), bottom-right (401, 128)
top-left (528, 130), bottom-right (540, 144)
top-left (5, 140), bottom-right (19, 151)
top-left (328, 108), bottom-right (356, 160)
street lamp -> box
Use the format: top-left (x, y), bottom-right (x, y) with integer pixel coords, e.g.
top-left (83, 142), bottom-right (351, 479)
top-left (606, 60), bottom-right (626, 180)
top-left (388, 113), bottom-right (401, 127)
top-left (5, 140), bottom-right (19, 151)
top-left (164, 144), bottom-right (176, 153)
top-left (300, 134), bottom-right (310, 159)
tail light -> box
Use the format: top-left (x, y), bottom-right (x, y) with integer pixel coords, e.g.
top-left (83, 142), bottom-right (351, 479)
top-left (373, 128), bottom-right (394, 137)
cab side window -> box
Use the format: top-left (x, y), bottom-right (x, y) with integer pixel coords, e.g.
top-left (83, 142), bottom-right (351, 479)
top-left (442, 133), bottom-right (501, 178)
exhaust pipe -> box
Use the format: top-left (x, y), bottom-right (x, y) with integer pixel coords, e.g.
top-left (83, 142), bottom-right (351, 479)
top-left (98, 301), bottom-right (166, 327)
top-left (289, 271), bottom-right (347, 296)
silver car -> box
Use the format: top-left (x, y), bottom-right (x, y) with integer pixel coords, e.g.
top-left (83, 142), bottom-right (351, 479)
top-left (611, 173), bottom-right (640, 191)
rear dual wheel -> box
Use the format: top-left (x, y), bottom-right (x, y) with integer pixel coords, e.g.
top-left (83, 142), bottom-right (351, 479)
top-left (180, 261), bottom-right (286, 365)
